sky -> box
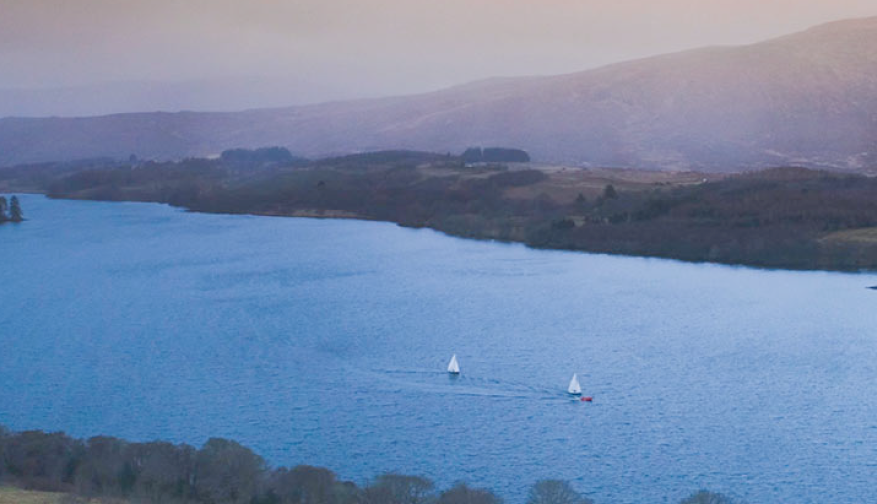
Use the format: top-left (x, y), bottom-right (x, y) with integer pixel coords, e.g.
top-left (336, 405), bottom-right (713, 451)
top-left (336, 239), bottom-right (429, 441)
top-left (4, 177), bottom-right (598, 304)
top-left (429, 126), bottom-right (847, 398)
top-left (1, 0), bottom-right (876, 116)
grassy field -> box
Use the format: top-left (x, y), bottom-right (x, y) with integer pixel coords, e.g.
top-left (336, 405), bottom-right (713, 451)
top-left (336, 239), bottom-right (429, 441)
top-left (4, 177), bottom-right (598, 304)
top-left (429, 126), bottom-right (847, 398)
top-left (0, 487), bottom-right (121, 504)
top-left (504, 165), bottom-right (721, 203)
top-left (821, 227), bottom-right (877, 244)
top-left (0, 487), bottom-right (67, 504)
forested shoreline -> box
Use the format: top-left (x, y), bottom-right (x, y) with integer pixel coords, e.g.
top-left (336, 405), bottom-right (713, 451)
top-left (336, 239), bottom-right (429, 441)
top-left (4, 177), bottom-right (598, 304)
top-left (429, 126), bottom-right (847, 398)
top-left (0, 426), bottom-right (734, 504)
top-left (3, 148), bottom-right (877, 271)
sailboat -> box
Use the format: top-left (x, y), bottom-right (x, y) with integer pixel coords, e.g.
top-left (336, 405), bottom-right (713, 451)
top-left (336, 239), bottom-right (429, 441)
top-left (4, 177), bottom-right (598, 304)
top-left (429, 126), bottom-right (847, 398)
top-left (568, 373), bottom-right (582, 395)
top-left (447, 354), bottom-right (460, 374)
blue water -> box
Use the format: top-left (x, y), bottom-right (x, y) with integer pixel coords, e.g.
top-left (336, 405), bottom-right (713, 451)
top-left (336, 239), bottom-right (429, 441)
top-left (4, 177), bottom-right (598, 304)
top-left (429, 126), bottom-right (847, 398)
top-left (2, 194), bottom-right (877, 504)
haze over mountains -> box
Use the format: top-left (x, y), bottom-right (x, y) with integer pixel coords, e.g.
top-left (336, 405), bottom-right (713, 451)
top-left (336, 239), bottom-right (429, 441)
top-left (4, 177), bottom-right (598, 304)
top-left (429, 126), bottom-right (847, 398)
top-left (0, 77), bottom-right (358, 118)
top-left (2, 16), bottom-right (876, 171)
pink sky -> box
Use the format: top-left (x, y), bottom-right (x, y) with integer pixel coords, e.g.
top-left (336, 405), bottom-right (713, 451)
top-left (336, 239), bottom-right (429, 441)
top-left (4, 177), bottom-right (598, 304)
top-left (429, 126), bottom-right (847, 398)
top-left (1, 0), bottom-right (875, 112)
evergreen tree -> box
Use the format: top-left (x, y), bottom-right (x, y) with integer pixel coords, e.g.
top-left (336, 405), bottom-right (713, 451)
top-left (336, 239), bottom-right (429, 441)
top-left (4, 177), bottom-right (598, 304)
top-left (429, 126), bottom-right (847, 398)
top-left (0, 196), bottom-right (7, 222)
top-left (603, 184), bottom-right (618, 199)
top-left (461, 147), bottom-right (484, 164)
top-left (9, 196), bottom-right (23, 222)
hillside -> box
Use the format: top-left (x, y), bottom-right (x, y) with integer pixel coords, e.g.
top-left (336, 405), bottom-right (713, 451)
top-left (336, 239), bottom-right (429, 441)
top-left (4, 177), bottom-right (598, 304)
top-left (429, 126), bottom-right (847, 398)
top-left (1, 17), bottom-right (877, 171)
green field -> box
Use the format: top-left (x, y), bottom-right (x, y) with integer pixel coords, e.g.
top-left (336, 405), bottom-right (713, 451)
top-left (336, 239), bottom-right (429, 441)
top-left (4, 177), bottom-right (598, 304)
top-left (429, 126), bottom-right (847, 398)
top-left (0, 487), bottom-right (120, 504)
top-left (0, 487), bottom-right (66, 504)
top-left (822, 227), bottom-right (877, 244)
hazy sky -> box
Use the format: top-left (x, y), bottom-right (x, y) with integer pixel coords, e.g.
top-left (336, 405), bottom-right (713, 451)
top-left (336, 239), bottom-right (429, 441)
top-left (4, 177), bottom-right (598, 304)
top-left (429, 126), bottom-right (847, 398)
top-left (1, 0), bottom-right (876, 113)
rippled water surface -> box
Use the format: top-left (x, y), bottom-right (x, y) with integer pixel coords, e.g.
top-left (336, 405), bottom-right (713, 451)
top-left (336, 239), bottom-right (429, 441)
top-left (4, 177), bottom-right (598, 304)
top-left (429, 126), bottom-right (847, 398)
top-left (2, 195), bottom-right (876, 503)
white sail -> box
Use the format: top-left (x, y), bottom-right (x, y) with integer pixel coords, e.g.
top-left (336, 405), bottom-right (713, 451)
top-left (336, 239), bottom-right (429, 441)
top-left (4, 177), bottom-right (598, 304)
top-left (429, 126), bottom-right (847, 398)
top-left (448, 354), bottom-right (460, 374)
top-left (568, 373), bottom-right (582, 395)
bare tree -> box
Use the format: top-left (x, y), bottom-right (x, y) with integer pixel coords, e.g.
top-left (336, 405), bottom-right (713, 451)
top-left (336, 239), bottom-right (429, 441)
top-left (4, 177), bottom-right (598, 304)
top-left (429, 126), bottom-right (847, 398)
top-left (438, 483), bottom-right (502, 504)
top-left (526, 480), bottom-right (592, 504)
top-left (193, 438), bottom-right (266, 504)
top-left (360, 474), bottom-right (435, 504)
top-left (267, 465), bottom-right (355, 504)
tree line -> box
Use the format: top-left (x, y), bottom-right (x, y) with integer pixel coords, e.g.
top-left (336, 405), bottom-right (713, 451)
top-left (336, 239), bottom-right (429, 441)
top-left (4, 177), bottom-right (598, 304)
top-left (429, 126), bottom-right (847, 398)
top-left (0, 426), bottom-right (735, 504)
top-left (7, 151), bottom-right (877, 270)
top-left (0, 195), bottom-right (23, 223)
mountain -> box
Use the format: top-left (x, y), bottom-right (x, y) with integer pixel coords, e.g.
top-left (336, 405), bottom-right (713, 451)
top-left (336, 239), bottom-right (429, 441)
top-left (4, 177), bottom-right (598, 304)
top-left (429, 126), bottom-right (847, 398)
top-left (2, 16), bottom-right (877, 171)
top-left (0, 77), bottom-right (367, 118)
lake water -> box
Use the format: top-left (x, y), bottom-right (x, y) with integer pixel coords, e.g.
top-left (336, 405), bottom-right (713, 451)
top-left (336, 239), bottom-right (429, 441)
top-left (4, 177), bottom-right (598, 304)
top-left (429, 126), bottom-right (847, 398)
top-left (2, 194), bottom-right (876, 504)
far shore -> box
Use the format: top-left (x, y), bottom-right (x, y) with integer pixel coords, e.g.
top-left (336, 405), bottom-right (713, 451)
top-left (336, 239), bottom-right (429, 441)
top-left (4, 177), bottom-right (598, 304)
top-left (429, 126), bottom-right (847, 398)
top-left (5, 151), bottom-right (877, 272)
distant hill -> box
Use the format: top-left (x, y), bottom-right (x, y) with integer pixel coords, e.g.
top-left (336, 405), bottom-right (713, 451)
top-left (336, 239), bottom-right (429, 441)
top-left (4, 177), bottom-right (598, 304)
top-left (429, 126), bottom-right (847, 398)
top-left (2, 16), bottom-right (877, 171)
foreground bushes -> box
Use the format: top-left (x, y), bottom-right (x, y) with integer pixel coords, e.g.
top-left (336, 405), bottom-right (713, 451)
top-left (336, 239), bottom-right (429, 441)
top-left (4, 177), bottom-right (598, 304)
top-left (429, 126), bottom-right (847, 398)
top-left (0, 428), bottom-right (735, 504)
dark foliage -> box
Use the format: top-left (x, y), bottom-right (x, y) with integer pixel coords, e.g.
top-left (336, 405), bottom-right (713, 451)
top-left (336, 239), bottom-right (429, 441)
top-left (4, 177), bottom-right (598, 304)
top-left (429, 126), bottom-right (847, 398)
top-left (314, 150), bottom-right (453, 170)
top-left (220, 147), bottom-right (308, 167)
top-left (9, 195), bottom-right (23, 222)
top-left (438, 483), bottom-right (503, 504)
top-left (462, 148), bottom-right (531, 164)
top-left (0, 194), bottom-right (23, 223)
top-left (530, 168), bottom-right (877, 270)
top-left (0, 428), bottom-right (337, 504)
top-left (361, 474), bottom-right (435, 504)
top-left (551, 218), bottom-right (576, 230)
top-left (526, 480), bottom-right (593, 504)
top-left (1, 430), bottom-right (82, 492)
top-left (265, 465), bottom-right (355, 504)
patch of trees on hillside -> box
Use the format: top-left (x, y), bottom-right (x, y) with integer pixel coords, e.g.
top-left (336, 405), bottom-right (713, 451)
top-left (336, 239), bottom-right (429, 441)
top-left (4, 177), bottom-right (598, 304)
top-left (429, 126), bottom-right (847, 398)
top-left (220, 147), bottom-right (309, 167)
top-left (462, 148), bottom-right (531, 164)
top-left (529, 168), bottom-right (877, 270)
top-left (314, 150), bottom-right (458, 170)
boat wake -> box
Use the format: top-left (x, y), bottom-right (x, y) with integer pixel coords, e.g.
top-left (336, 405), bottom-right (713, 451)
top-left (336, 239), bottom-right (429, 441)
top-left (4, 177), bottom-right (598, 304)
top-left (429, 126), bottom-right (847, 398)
top-left (367, 367), bottom-right (580, 401)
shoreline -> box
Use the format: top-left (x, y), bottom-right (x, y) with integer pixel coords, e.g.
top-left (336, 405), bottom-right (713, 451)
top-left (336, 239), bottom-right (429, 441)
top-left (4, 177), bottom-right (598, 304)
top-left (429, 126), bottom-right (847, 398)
top-left (6, 154), bottom-right (877, 274)
top-left (22, 191), bottom-right (877, 275)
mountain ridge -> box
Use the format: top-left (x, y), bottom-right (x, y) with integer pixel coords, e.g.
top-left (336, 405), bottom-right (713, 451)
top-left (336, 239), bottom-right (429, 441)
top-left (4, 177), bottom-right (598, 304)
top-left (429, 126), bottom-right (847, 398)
top-left (2, 16), bottom-right (877, 171)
